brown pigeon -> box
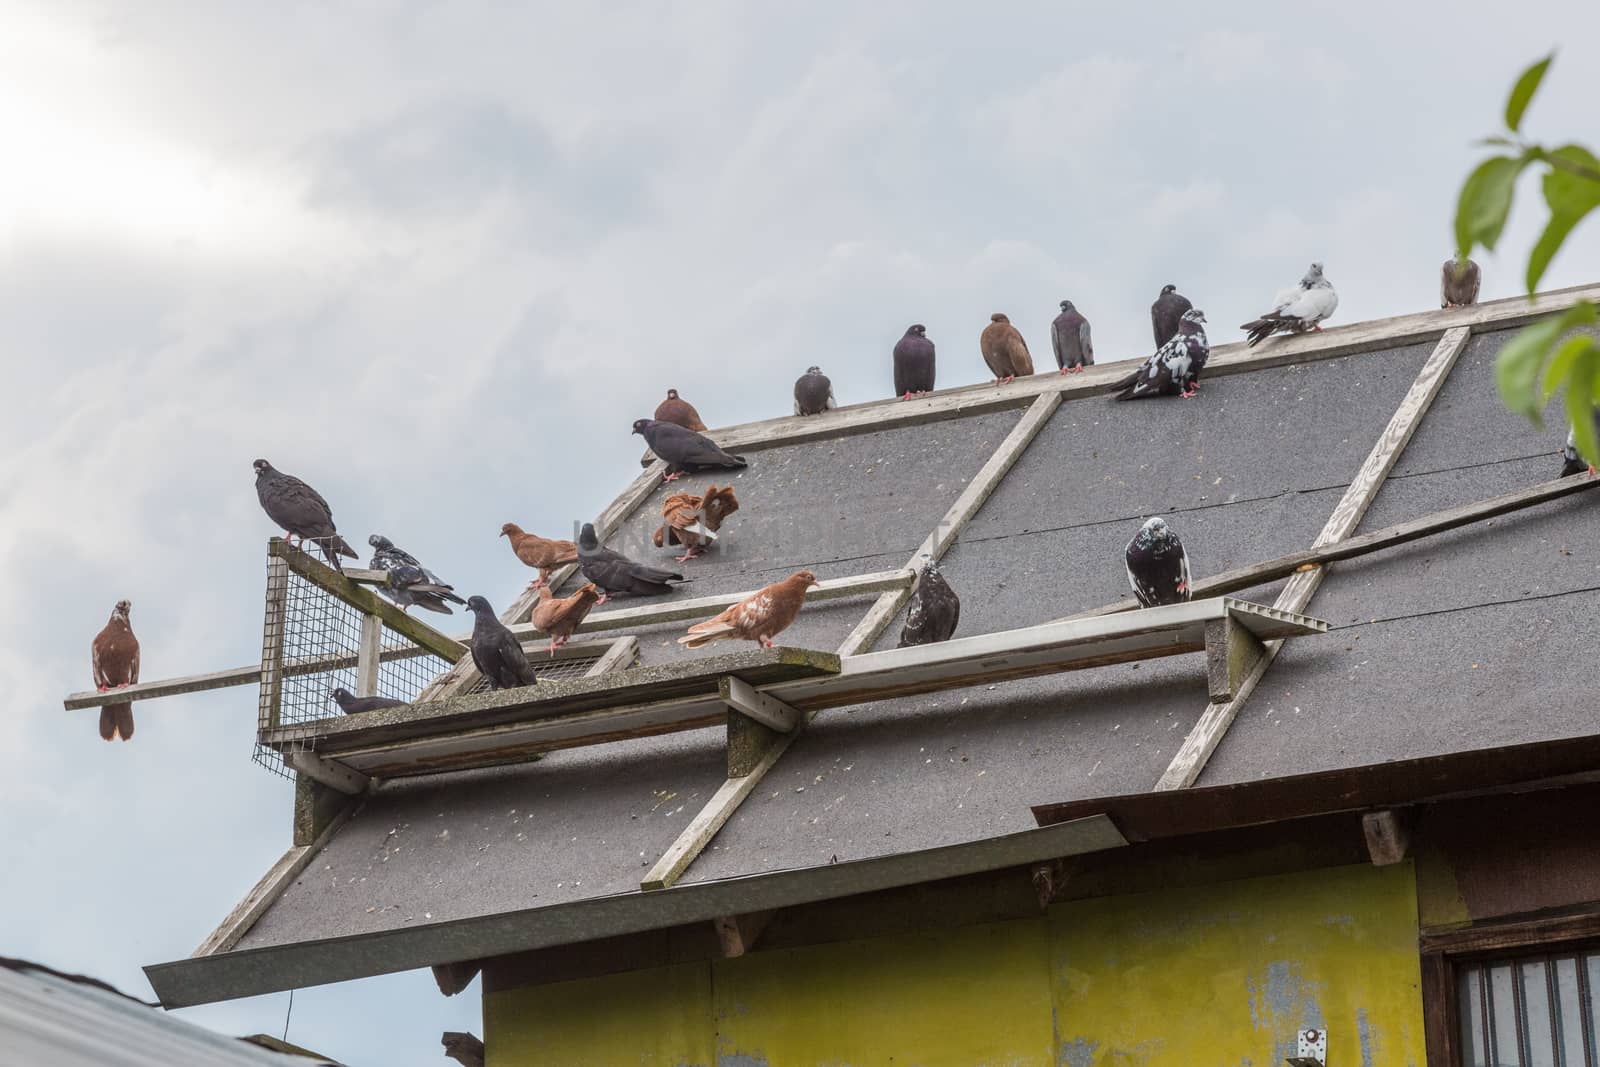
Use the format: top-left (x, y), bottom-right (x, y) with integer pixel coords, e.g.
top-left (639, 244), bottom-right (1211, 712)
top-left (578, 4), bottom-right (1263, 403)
top-left (651, 484), bottom-right (740, 561)
top-left (654, 388), bottom-right (708, 432)
top-left (91, 599), bottom-right (139, 742)
top-left (529, 583), bottom-right (603, 654)
top-left (1441, 255), bottom-right (1481, 307)
top-left (500, 523), bottom-right (579, 589)
top-left (980, 314), bottom-right (1034, 383)
top-left (679, 570), bottom-right (818, 649)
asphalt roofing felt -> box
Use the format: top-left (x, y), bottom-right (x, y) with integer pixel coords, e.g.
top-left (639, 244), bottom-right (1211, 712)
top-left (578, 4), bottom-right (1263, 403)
top-left (218, 322), bottom-right (1600, 959)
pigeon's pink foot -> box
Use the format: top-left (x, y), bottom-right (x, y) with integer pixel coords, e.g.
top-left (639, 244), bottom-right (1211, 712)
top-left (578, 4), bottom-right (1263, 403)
top-left (1181, 388), bottom-right (1197, 399)
top-left (96, 685), bottom-right (109, 693)
top-left (116, 683), bottom-right (130, 689)
top-left (1311, 323), bottom-right (1323, 331)
top-left (1070, 365), bottom-right (1084, 374)
top-left (594, 593), bottom-right (611, 606)
top-left (675, 552), bottom-right (698, 563)
top-left (1177, 580), bottom-right (1189, 595)
top-left (1589, 465), bottom-right (1597, 478)
top-left (662, 471), bottom-right (684, 483)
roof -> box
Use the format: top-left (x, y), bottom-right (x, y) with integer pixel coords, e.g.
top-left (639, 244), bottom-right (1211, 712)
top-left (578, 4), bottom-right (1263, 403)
top-left (148, 285), bottom-right (1600, 1006)
top-left (0, 959), bottom-right (338, 1066)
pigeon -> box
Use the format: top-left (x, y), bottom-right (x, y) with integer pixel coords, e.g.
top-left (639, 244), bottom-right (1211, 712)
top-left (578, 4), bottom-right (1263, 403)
top-left (330, 687), bottom-right (407, 715)
top-left (1125, 517), bottom-right (1192, 608)
top-left (500, 524), bottom-right (579, 590)
top-left (893, 324), bottom-right (936, 398)
top-left (632, 418), bottom-right (748, 483)
top-left (980, 313), bottom-right (1034, 383)
top-left (1051, 300), bottom-right (1094, 374)
top-left (1151, 284), bottom-right (1194, 347)
top-left (654, 388), bottom-right (707, 432)
top-left (529, 583), bottom-right (603, 655)
top-left (90, 599), bottom-right (139, 742)
top-left (464, 596), bottom-right (539, 690)
top-left (577, 522), bottom-right (684, 602)
top-left (367, 535), bottom-right (465, 614)
top-left (1561, 407), bottom-right (1600, 477)
top-left (1241, 262), bottom-right (1339, 346)
top-left (1441, 255), bottom-right (1481, 308)
top-left (653, 484), bottom-right (739, 561)
top-left (898, 559), bottom-right (960, 647)
top-left (679, 570), bottom-right (819, 649)
top-left (1109, 309), bottom-right (1210, 401)
top-left (794, 366), bottom-right (837, 416)
top-left (253, 459), bottom-right (359, 571)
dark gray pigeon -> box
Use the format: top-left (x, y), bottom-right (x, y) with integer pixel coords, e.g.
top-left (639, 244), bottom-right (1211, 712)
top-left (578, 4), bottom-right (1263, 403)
top-left (1561, 407), bottom-right (1600, 477)
top-left (464, 596), bottom-right (539, 690)
top-left (577, 522), bottom-right (684, 602)
top-left (631, 419), bottom-right (748, 483)
top-left (1441, 255), bottom-right (1481, 308)
top-left (330, 687), bottom-right (407, 715)
top-left (1051, 300), bottom-right (1094, 374)
top-left (368, 534), bottom-right (465, 614)
top-left (1110, 309), bottom-right (1210, 401)
top-left (253, 458), bottom-right (359, 571)
top-left (1125, 517), bottom-right (1191, 608)
top-left (1151, 284), bottom-right (1193, 347)
top-left (893, 324), bottom-right (936, 398)
top-left (898, 559), bottom-right (960, 647)
top-left (794, 366), bottom-right (837, 416)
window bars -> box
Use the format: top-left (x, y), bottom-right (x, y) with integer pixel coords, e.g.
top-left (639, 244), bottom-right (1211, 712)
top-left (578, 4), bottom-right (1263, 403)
top-left (1457, 949), bottom-right (1600, 1067)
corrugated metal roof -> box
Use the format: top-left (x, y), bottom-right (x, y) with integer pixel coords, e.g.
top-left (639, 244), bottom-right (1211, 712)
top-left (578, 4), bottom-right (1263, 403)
top-left (0, 961), bottom-right (337, 1067)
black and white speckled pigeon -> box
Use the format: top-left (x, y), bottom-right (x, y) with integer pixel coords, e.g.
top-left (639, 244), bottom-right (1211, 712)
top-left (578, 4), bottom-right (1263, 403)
top-left (577, 522), bottom-right (684, 603)
top-left (1241, 262), bottom-right (1339, 346)
top-left (1151, 284), bottom-right (1193, 347)
top-left (253, 459), bottom-right (359, 571)
top-left (1125, 517), bottom-right (1191, 608)
top-left (368, 534), bottom-right (465, 614)
top-left (794, 366), bottom-right (837, 416)
top-left (1109, 309), bottom-right (1210, 401)
top-left (1051, 300), bottom-right (1094, 374)
top-left (1441, 255), bottom-right (1481, 308)
top-left (893, 324), bottom-right (936, 398)
top-left (1561, 407), bottom-right (1600, 477)
top-left (330, 687), bottom-right (408, 715)
top-left (898, 559), bottom-right (960, 647)
top-left (632, 419), bottom-right (748, 483)
top-left (464, 596), bottom-right (539, 690)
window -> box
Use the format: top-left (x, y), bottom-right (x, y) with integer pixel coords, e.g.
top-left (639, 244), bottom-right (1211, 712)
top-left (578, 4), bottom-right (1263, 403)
top-left (1453, 950), bottom-right (1600, 1067)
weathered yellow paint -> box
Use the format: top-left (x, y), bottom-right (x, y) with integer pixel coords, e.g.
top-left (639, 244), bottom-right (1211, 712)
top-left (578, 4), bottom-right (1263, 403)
top-left (484, 960), bottom-right (715, 1067)
top-left (1048, 862), bottom-right (1425, 1067)
top-left (485, 864), bottom-right (1427, 1066)
top-left (711, 920), bottom-right (1056, 1066)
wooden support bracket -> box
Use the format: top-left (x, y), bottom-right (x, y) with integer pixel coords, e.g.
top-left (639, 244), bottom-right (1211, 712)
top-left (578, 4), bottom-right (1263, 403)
top-left (1362, 809), bottom-right (1411, 866)
top-left (1204, 615), bottom-right (1266, 703)
top-left (356, 612), bottom-right (383, 697)
top-left (713, 910), bottom-right (775, 958)
top-left (720, 676), bottom-right (800, 733)
top-left (1030, 858), bottom-right (1071, 911)
top-left (725, 711), bottom-right (784, 779)
top-left (286, 750), bottom-right (369, 795)
top-left (431, 961), bottom-right (482, 996)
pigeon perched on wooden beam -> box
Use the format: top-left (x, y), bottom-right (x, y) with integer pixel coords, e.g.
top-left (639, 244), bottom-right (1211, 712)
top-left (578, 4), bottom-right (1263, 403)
top-left (330, 688), bottom-right (407, 714)
top-left (1561, 408), bottom-right (1600, 477)
top-left (578, 522), bottom-right (684, 602)
top-left (794, 366), bottom-right (837, 416)
top-left (679, 570), bottom-right (819, 649)
top-left (1110, 309), bottom-right (1210, 401)
top-left (500, 524), bottom-right (578, 590)
top-left (980, 313), bottom-right (1034, 383)
top-left (1125, 517), bottom-right (1192, 608)
top-left (1240, 262), bottom-right (1339, 346)
top-left (893, 324), bottom-right (936, 399)
top-left (90, 599), bottom-right (139, 742)
top-left (632, 419), bottom-right (748, 483)
top-left (464, 596), bottom-right (540, 690)
top-left (1051, 300), bottom-right (1094, 374)
top-left (529, 583), bottom-right (602, 654)
top-left (898, 560), bottom-right (960, 647)
top-left (654, 389), bottom-right (708, 432)
top-left (1151, 284), bottom-right (1193, 347)
top-left (367, 535), bottom-right (464, 614)
top-left (253, 459), bottom-right (359, 571)
top-left (1441, 255), bottom-right (1481, 308)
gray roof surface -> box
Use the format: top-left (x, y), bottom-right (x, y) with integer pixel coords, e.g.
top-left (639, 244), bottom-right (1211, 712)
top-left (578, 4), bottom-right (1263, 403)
top-left (191, 319), bottom-right (1600, 986)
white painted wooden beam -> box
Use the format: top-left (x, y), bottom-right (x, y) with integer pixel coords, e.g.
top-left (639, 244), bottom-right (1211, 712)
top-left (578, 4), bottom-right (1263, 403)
top-left (720, 676), bottom-right (800, 733)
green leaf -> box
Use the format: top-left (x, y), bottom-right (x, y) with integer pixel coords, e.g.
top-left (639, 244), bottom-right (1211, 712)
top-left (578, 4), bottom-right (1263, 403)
top-left (1528, 209), bottom-right (1585, 294)
top-left (1495, 301), bottom-right (1598, 425)
top-left (1454, 155), bottom-right (1526, 259)
top-left (1564, 343), bottom-right (1600, 468)
top-left (1505, 54), bottom-right (1553, 133)
top-left (1528, 147), bottom-right (1600, 292)
top-left (1541, 334), bottom-right (1593, 404)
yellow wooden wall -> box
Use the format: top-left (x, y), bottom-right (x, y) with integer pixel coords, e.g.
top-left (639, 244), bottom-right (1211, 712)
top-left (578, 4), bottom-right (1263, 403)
top-left (484, 862), bottom-right (1425, 1067)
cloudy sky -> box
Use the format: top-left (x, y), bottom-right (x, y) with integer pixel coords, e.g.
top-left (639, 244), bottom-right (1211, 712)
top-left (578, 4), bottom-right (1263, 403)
top-left (4, 2), bottom-right (1599, 1063)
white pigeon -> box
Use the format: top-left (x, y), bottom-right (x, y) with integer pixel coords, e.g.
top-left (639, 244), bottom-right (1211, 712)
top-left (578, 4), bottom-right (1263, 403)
top-left (1241, 262), bottom-right (1339, 347)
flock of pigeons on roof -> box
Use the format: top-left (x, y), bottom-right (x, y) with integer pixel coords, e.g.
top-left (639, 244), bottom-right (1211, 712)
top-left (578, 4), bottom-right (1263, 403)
top-left (93, 252), bottom-right (1583, 740)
